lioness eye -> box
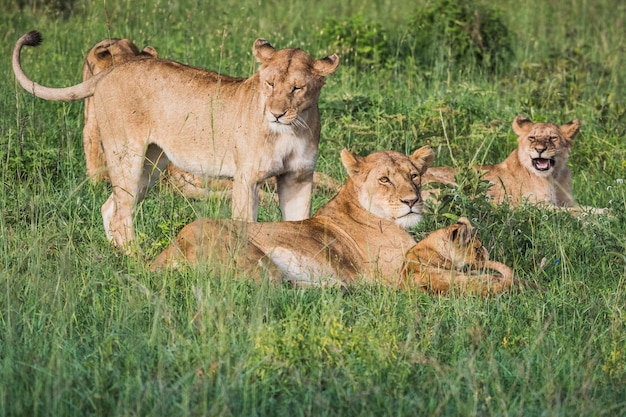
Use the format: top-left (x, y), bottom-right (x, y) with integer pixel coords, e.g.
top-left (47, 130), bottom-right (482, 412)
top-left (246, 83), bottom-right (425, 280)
top-left (379, 176), bottom-right (391, 184)
top-left (410, 173), bottom-right (419, 181)
top-left (292, 86), bottom-right (303, 92)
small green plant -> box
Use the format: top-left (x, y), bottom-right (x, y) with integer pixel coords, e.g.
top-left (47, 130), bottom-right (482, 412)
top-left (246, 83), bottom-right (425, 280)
top-left (407, 0), bottom-right (514, 73)
top-left (318, 14), bottom-right (389, 68)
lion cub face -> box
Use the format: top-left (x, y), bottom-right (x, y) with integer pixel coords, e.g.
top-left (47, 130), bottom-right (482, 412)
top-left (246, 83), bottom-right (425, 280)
top-left (446, 217), bottom-right (489, 269)
top-left (82, 38), bottom-right (157, 79)
top-left (341, 146), bottom-right (435, 229)
top-left (253, 39), bottom-right (339, 133)
top-left (513, 115), bottom-right (579, 178)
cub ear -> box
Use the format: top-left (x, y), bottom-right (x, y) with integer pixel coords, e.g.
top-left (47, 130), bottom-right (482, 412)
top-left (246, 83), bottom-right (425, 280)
top-left (449, 217), bottom-right (475, 248)
top-left (313, 54), bottom-right (340, 76)
top-left (410, 146), bottom-right (435, 174)
top-left (253, 38), bottom-right (276, 63)
top-left (141, 45), bottom-right (158, 58)
top-left (340, 149), bottom-right (362, 178)
top-left (559, 119), bottom-right (581, 142)
top-left (512, 114), bottom-right (533, 136)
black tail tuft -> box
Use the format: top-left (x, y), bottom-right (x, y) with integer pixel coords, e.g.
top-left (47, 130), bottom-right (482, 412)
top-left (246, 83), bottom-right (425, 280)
top-left (24, 31), bottom-right (43, 47)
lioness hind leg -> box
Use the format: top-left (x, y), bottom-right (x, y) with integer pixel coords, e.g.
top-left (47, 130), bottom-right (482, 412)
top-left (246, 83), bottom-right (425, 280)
top-left (101, 191), bottom-right (136, 252)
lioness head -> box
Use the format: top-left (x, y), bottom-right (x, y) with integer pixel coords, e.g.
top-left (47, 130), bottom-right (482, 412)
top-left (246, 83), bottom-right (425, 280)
top-left (513, 114), bottom-right (579, 178)
top-left (253, 39), bottom-right (339, 133)
top-left (340, 146), bottom-right (435, 229)
top-left (82, 38), bottom-right (157, 79)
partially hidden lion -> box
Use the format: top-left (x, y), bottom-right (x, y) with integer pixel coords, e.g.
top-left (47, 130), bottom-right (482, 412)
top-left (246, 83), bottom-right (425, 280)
top-left (400, 217), bottom-right (514, 296)
top-left (422, 115), bottom-right (605, 215)
top-left (150, 147), bottom-right (436, 287)
top-left (82, 37), bottom-right (158, 182)
top-left (13, 31), bottom-right (339, 252)
top-left (81, 36), bottom-right (341, 200)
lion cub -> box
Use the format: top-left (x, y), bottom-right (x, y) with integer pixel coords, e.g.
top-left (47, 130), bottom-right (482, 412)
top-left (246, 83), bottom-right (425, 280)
top-left (150, 147), bottom-right (435, 286)
top-left (400, 218), bottom-right (514, 296)
top-left (423, 115), bottom-right (605, 215)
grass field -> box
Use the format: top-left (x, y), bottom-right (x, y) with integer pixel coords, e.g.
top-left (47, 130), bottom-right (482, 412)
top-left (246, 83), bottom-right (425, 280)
top-left (1, 0), bottom-right (625, 415)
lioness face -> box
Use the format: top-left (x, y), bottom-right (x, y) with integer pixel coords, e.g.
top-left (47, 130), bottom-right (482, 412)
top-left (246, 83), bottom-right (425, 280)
top-left (83, 38), bottom-right (157, 78)
top-left (448, 218), bottom-right (489, 270)
top-left (341, 146), bottom-right (435, 229)
top-left (513, 115), bottom-right (579, 178)
top-left (253, 39), bottom-right (339, 133)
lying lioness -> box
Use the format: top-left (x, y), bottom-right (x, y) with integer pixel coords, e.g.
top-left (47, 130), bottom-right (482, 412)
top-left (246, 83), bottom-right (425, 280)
top-left (423, 115), bottom-right (605, 215)
top-left (13, 31), bottom-right (339, 253)
top-left (150, 147), bottom-right (436, 286)
top-left (400, 217), bottom-right (514, 296)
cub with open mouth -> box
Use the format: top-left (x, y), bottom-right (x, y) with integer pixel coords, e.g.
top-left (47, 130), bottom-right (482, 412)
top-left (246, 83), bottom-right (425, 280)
top-left (422, 115), bottom-right (605, 214)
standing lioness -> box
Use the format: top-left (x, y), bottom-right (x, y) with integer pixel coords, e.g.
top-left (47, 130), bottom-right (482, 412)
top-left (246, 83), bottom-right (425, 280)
top-left (13, 31), bottom-right (339, 252)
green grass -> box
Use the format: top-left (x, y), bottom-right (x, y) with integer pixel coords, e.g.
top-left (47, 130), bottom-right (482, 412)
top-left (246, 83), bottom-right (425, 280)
top-left (1, 0), bottom-right (625, 415)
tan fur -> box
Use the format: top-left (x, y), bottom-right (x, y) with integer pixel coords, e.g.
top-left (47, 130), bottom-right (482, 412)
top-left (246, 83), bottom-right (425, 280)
top-left (80, 38), bottom-right (341, 199)
top-left (13, 31), bottom-right (339, 252)
top-left (82, 37), bottom-right (158, 182)
top-left (422, 115), bottom-right (604, 214)
top-left (150, 147), bottom-right (435, 287)
top-left (400, 218), bottom-right (514, 296)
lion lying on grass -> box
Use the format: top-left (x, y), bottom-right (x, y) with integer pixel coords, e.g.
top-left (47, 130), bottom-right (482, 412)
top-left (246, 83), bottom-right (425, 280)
top-left (150, 147), bottom-right (517, 295)
top-left (13, 31), bottom-right (339, 253)
top-left (400, 217), bottom-right (514, 296)
top-left (422, 115), bottom-right (606, 215)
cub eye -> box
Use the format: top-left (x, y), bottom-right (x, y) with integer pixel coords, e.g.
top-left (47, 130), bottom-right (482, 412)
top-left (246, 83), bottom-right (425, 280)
top-left (266, 81), bottom-right (274, 88)
top-left (528, 136), bottom-right (536, 142)
top-left (292, 85), bottom-right (303, 93)
top-left (379, 176), bottom-right (391, 184)
top-left (549, 136), bottom-right (557, 142)
top-left (410, 173), bottom-right (420, 181)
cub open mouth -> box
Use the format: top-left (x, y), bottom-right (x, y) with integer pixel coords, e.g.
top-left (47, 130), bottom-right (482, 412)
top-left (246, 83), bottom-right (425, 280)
top-left (532, 158), bottom-right (554, 171)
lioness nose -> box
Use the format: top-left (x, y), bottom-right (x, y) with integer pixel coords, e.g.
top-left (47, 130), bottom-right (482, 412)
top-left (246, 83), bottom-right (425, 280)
top-left (401, 196), bottom-right (420, 208)
top-left (271, 110), bottom-right (286, 120)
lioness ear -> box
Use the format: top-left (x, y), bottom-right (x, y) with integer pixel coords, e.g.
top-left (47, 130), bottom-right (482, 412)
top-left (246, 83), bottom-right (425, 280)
top-left (450, 217), bottom-right (475, 247)
top-left (313, 54), bottom-right (340, 76)
top-left (512, 115), bottom-right (533, 136)
top-left (559, 119), bottom-right (581, 142)
top-left (410, 146), bottom-right (435, 174)
top-left (253, 38), bottom-right (276, 63)
top-left (142, 45), bottom-right (158, 58)
top-left (340, 149), bottom-right (362, 177)
top-left (94, 44), bottom-right (113, 60)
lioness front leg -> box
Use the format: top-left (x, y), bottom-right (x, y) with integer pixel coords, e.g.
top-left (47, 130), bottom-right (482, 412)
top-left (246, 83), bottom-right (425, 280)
top-left (231, 175), bottom-right (261, 221)
top-left (276, 172), bottom-right (314, 221)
